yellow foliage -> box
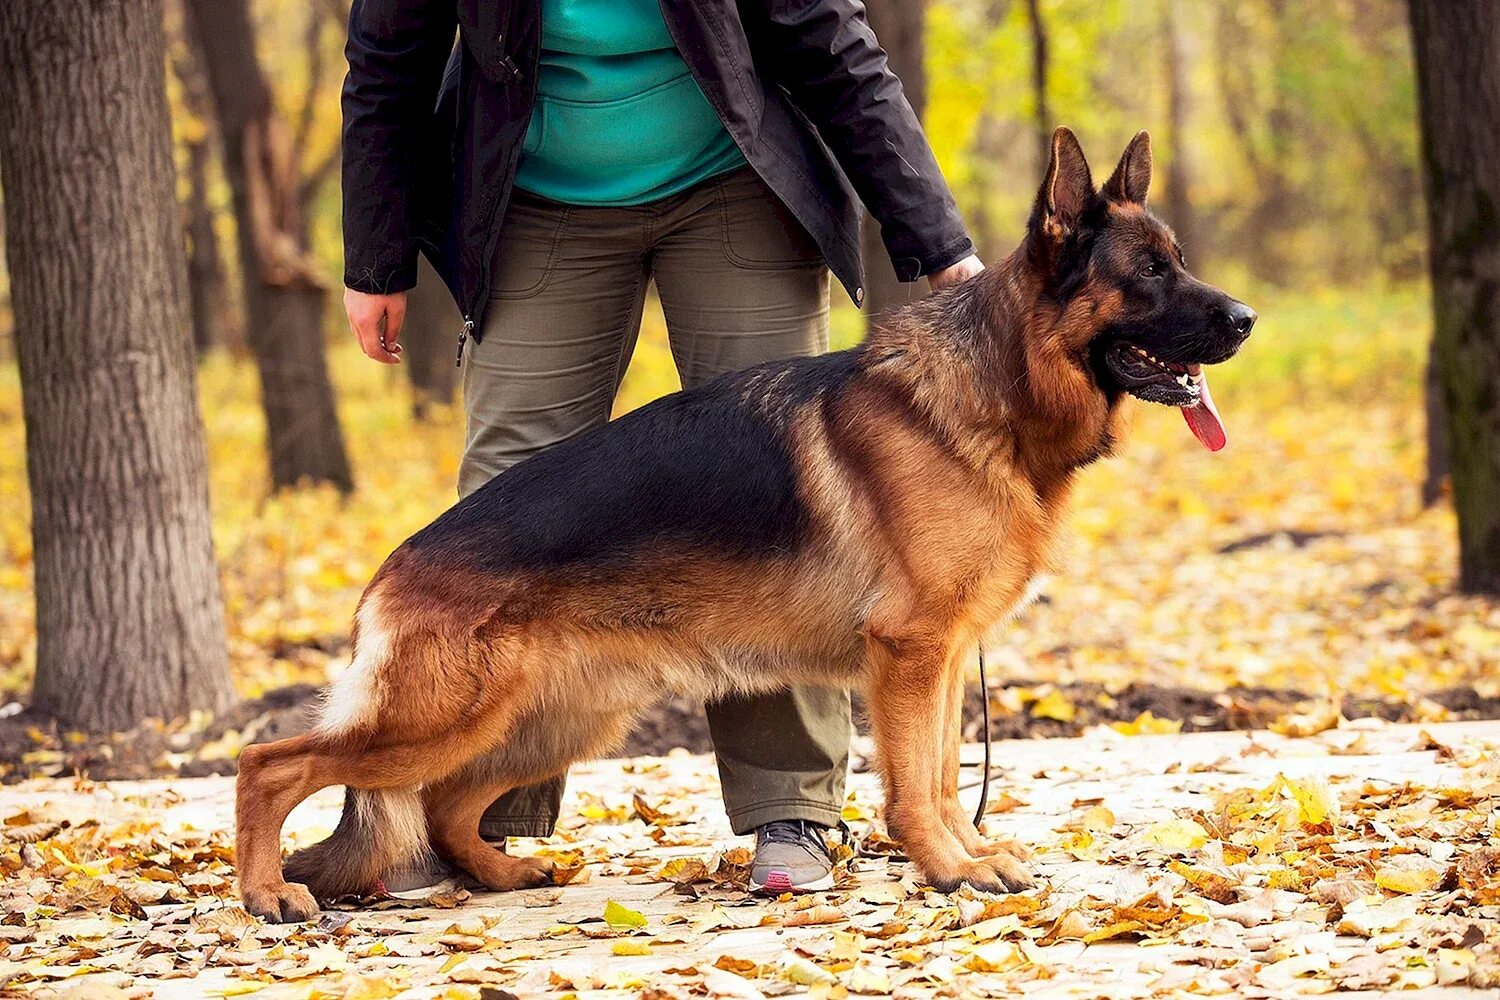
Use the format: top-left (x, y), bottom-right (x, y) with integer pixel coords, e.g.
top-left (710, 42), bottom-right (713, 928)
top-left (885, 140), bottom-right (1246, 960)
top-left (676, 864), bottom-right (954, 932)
top-left (1029, 690), bottom-right (1076, 723)
top-left (603, 899), bottom-right (647, 929)
top-left (1281, 775), bottom-right (1340, 828)
top-left (1110, 711), bottom-right (1183, 736)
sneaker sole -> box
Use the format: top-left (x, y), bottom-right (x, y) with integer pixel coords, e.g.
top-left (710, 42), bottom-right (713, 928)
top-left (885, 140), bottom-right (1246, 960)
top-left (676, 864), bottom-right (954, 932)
top-left (748, 870), bottom-right (835, 894)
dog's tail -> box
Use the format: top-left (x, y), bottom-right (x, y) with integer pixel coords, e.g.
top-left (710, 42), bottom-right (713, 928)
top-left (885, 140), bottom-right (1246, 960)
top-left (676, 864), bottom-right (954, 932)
top-left (282, 786), bottom-right (430, 901)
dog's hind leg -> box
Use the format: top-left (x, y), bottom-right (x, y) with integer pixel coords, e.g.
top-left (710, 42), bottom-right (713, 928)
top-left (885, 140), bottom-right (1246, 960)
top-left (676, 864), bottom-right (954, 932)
top-left (421, 768), bottom-right (556, 892)
top-left (236, 733), bottom-right (346, 923)
top-left (936, 659), bottom-right (1035, 890)
top-left (239, 721), bottom-right (531, 921)
top-left (418, 705), bottom-right (638, 892)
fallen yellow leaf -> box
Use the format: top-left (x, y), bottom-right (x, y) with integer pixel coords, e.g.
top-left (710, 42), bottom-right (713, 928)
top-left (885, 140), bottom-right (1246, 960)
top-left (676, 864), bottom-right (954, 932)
top-left (1142, 817), bottom-right (1210, 851)
top-left (1031, 689), bottom-right (1076, 722)
top-left (612, 939), bottom-right (652, 956)
top-left (603, 899), bottom-right (647, 929)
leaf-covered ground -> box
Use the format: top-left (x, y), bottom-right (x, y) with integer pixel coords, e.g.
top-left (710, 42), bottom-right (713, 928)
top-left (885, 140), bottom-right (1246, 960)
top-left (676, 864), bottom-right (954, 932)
top-left (1, 721), bottom-right (1497, 997)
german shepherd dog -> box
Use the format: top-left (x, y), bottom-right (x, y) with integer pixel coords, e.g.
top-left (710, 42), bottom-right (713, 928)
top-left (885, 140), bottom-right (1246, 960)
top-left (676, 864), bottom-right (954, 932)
top-left (236, 128), bottom-right (1255, 922)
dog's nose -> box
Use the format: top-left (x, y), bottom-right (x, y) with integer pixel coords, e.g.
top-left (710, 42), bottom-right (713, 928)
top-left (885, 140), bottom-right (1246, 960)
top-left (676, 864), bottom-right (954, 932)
top-left (1224, 301), bottom-right (1257, 338)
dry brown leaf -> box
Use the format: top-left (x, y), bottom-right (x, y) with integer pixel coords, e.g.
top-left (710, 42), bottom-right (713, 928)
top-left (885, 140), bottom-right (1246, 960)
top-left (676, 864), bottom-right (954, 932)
top-left (189, 907), bottom-right (257, 938)
top-left (783, 905), bottom-right (846, 927)
top-left (1037, 908), bottom-right (1092, 944)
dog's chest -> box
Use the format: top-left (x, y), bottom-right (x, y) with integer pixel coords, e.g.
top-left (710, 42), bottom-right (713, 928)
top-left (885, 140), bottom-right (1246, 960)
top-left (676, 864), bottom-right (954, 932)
top-left (977, 571), bottom-right (1053, 644)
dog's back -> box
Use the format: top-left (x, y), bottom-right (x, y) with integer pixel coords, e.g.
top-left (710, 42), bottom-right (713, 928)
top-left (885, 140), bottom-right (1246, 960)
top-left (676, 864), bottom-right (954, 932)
top-left (404, 349), bottom-right (861, 577)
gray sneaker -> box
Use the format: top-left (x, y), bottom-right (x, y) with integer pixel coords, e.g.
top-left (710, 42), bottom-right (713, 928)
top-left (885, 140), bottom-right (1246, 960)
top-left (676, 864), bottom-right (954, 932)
top-left (380, 838), bottom-right (504, 894)
top-left (380, 854), bottom-right (463, 894)
top-left (748, 820), bottom-right (835, 894)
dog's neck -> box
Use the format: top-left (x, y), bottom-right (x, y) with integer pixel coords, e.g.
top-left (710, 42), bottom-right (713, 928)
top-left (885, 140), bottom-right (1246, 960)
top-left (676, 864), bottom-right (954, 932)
top-left (860, 253), bottom-right (1128, 493)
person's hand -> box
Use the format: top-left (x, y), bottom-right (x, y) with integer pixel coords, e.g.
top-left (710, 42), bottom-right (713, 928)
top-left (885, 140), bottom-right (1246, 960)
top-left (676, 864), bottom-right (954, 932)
top-left (928, 254), bottom-right (985, 290)
top-left (345, 288), bottom-right (406, 364)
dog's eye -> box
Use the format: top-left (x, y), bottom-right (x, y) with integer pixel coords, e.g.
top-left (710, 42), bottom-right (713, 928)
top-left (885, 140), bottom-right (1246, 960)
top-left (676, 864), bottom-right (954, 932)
top-left (1139, 261), bottom-right (1166, 279)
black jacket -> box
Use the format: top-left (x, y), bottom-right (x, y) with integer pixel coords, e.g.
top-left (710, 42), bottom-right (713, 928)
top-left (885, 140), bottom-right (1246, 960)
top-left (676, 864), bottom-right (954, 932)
top-left (342, 0), bottom-right (974, 339)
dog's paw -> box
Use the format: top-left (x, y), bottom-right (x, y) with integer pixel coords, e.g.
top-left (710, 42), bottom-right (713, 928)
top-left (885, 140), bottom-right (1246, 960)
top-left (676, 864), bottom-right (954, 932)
top-left (977, 836), bottom-right (1033, 863)
top-left (470, 855), bottom-right (555, 892)
top-left (921, 859), bottom-right (1020, 896)
top-left (242, 881), bottom-right (320, 923)
top-left (508, 857), bottom-right (555, 891)
top-left (979, 851), bottom-right (1038, 893)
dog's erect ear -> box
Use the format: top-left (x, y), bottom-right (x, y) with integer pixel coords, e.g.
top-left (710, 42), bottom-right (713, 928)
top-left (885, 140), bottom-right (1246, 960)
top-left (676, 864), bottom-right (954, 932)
top-left (1035, 127), bottom-right (1095, 238)
top-left (1102, 130), bottom-right (1152, 206)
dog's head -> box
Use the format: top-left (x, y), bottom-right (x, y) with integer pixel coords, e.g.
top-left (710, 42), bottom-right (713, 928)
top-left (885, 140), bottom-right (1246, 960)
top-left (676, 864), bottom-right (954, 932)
top-left (1024, 127), bottom-right (1255, 451)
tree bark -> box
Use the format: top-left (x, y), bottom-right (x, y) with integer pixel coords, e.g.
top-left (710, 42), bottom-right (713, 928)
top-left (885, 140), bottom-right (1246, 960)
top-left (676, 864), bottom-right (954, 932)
top-left (861, 0), bottom-right (928, 317)
top-left (1161, 0), bottom-right (1197, 261)
top-left (1024, 0), bottom-right (1052, 174)
top-left (185, 0), bottom-right (353, 493)
top-left (404, 257), bottom-right (460, 421)
top-left (967, 0), bottom-right (1017, 261)
top-left (1408, 0), bottom-right (1500, 591)
top-left (1422, 340), bottom-right (1451, 506)
top-left (169, 6), bottom-right (236, 356)
top-left (0, 0), bottom-right (234, 729)
top-left (184, 137), bottom-right (231, 354)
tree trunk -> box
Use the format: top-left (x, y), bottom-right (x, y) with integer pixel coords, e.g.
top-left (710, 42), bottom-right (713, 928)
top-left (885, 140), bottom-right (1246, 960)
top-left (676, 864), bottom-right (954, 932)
top-left (1408, 0), bottom-right (1500, 591)
top-left (1024, 0), bottom-right (1052, 174)
top-left (184, 136), bottom-right (231, 354)
top-left (1161, 0), bottom-right (1197, 261)
top-left (0, 0), bottom-right (234, 730)
top-left (405, 257), bottom-right (461, 421)
top-left (186, 0), bottom-right (353, 493)
top-left (170, 6), bottom-right (236, 356)
top-left (1215, 0), bottom-right (1294, 285)
top-left (861, 0), bottom-right (928, 317)
top-left (1422, 339), bottom-right (1451, 505)
top-left (967, 0), bottom-right (1016, 261)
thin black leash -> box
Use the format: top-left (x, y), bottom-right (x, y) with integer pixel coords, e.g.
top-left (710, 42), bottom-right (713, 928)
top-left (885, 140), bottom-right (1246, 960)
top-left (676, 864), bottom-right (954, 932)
top-left (972, 642), bottom-right (992, 828)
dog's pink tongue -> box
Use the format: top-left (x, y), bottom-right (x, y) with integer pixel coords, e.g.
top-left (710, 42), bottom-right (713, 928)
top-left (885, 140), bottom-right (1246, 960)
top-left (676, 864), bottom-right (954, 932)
top-left (1182, 370), bottom-right (1227, 451)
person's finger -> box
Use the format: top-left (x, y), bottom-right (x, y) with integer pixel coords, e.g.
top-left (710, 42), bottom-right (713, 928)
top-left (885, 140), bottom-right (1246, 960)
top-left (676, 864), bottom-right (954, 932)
top-left (349, 305), bottom-right (380, 360)
top-left (350, 302), bottom-right (400, 364)
top-left (348, 304), bottom-right (375, 357)
top-left (382, 295), bottom-right (406, 359)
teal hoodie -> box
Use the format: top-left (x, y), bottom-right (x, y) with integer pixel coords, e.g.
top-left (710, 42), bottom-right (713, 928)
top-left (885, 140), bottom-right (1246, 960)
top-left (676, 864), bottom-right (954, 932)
top-left (514, 0), bottom-right (747, 205)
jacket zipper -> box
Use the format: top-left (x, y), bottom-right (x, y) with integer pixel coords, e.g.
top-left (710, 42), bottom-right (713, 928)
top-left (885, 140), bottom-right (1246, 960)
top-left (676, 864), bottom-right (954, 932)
top-left (455, 317), bottom-right (474, 367)
top-left (456, 30), bottom-right (530, 367)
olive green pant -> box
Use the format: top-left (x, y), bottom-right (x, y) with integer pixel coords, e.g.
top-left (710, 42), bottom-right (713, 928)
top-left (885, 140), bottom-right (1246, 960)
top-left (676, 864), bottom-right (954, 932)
top-left (460, 167), bottom-right (850, 839)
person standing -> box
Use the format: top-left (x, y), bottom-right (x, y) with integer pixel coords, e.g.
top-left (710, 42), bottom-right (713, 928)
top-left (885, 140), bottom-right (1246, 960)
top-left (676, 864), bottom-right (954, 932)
top-left (340, 0), bottom-right (982, 894)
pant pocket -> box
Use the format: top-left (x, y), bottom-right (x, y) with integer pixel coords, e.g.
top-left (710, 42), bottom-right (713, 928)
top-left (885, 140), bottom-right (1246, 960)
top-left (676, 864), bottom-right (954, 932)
top-left (490, 196), bottom-right (570, 300)
top-left (717, 169), bottom-right (825, 269)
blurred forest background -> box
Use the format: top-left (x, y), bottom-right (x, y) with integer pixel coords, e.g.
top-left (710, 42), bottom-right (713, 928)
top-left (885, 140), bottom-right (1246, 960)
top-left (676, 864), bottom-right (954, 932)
top-left (0, 0), bottom-right (1496, 770)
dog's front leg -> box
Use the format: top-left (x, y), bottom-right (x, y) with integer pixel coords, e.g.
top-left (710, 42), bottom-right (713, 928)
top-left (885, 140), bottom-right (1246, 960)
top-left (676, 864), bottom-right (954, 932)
top-left (867, 633), bottom-right (1017, 895)
top-left (938, 660), bottom-right (1035, 891)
